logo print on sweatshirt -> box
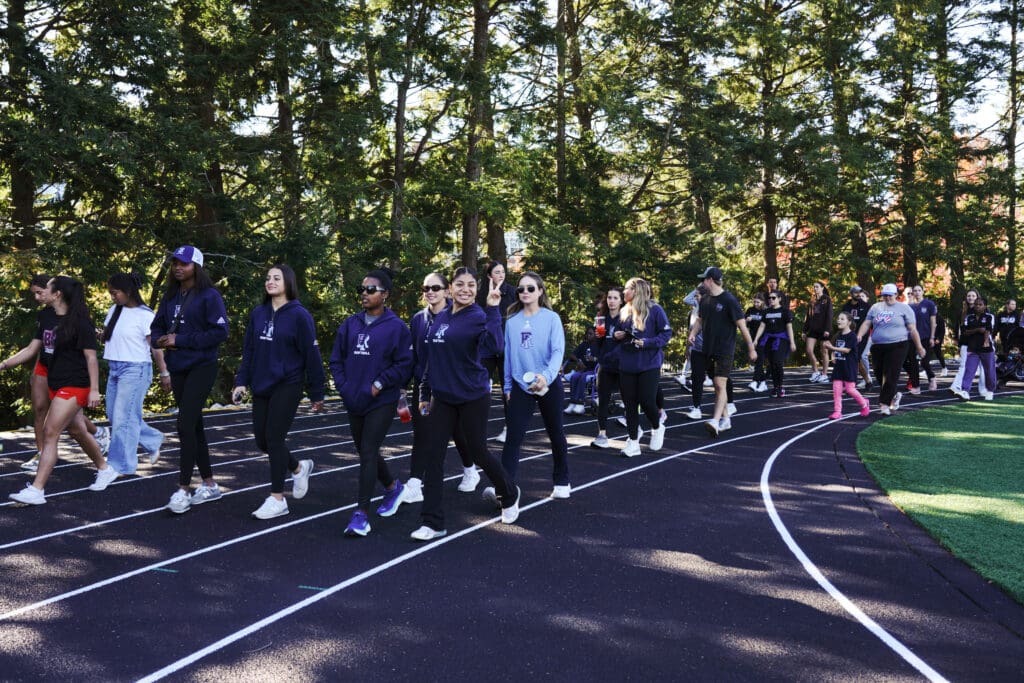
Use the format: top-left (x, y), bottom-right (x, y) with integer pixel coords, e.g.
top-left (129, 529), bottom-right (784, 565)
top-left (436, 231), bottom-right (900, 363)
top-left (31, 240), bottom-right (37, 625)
top-left (520, 327), bottom-right (533, 349)
top-left (355, 333), bottom-right (371, 355)
top-left (259, 319), bottom-right (275, 342)
top-left (42, 328), bottom-right (56, 355)
top-left (433, 324), bottom-right (450, 341)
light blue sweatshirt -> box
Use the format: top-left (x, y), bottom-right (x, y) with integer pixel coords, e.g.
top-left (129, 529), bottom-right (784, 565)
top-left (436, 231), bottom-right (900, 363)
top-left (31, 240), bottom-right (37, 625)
top-left (503, 308), bottom-right (565, 393)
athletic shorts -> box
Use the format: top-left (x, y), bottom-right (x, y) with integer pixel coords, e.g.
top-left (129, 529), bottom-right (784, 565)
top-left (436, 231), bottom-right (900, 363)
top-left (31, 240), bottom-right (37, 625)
top-left (707, 353), bottom-right (734, 378)
top-left (805, 331), bottom-right (828, 341)
top-left (49, 386), bottom-right (90, 407)
top-left (33, 361), bottom-right (48, 377)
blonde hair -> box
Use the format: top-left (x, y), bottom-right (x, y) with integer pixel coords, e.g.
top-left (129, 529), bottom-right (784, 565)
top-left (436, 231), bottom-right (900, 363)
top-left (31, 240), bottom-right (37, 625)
top-left (621, 277), bottom-right (653, 332)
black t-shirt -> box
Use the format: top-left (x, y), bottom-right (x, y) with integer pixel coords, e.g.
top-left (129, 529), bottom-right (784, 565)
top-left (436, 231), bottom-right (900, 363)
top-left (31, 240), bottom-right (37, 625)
top-left (758, 307), bottom-right (792, 336)
top-left (997, 310), bottom-right (1020, 343)
top-left (830, 331), bottom-right (860, 382)
top-left (46, 314), bottom-right (97, 390)
top-left (699, 290), bottom-right (744, 356)
top-left (964, 312), bottom-right (995, 354)
top-left (33, 308), bottom-right (59, 369)
top-left (745, 307), bottom-right (765, 330)
top-left (841, 299), bottom-right (869, 327)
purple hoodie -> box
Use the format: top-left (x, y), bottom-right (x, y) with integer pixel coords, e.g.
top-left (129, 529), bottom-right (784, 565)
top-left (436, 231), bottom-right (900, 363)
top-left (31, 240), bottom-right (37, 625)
top-left (329, 308), bottom-right (413, 416)
top-left (421, 303), bottom-right (503, 404)
top-left (234, 300), bottom-right (325, 401)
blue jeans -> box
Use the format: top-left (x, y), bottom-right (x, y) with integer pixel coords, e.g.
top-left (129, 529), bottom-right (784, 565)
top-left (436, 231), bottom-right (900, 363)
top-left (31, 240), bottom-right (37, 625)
top-left (105, 361), bottom-right (164, 474)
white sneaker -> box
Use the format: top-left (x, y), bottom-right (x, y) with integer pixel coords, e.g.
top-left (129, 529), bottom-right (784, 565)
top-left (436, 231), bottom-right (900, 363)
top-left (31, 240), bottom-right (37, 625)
top-left (616, 415), bottom-right (628, 427)
top-left (685, 406), bottom-right (702, 420)
top-left (950, 387), bottom-right (970, 401)
top-left (501, 487), bottom-right (521, 524)
top-left (758, 381), bottom-right (769, 392)
top-left (564, 404), bottom-right (576, 414)
top-left (590, 434), bottom-right (610, 449)
top-left (748, 380), bottom-right (759, 391)
top-left (982, 392), bottom-right (994, 401)
top-left (402, 477), bottom-right (424, 503)
top-left (674, 374), bottom-right (689, 387)
top-left (892, 392), bottom-right (902, 410)
top-left (659, 409), bottom-right (667, 426)
top-left (940, 368), bottom-right (949, 377)
top-left (410, 525), bottom-right (447, 541)
top-left (649, 423), bottom-right (666, 451)
top-left (703, 377), bottom-right (713, 387)
top-left (879, 405), bottom-right (891, 416)
top-left (291, 459), bottom-right (314, 499)
top-left (726, 403), bottom-right (737, 417)
top-left (704, 420), bottom-right (720, 437)
top-left (10, 483), bottom-right (46, 505)
top-left (147, 444), bottom-right (161, 466)
top-left (551, 484), bottom-right (571, 499)
top-left (88, 466), bottom-right (120, 492)
top-left (573, 403), bottom-right (586, 414)
top-left (94, 426), bottom-right (111, 455)
top-left (481, 486), bottom-right (500, 509)
top-left (809, 372), bottom-right (821, 382)
top-left (457, 467), bottom-right (481, 492)
top-left (495, 428), bottom-right (506, 443)
top-left (856, 380), bottom-right (866, 389)
top-left (190, 483), bottom-right (222, 505)
top-left (252, 495), bottom-right (289, 519)
top-left (718, 417), bottom-right (732, 432)
top-left (21, 454), bottom-right (39, 472)
top-left (621, 439), bottom-right (641, 457)
top-left (167, 489), bottom-right (191, 514)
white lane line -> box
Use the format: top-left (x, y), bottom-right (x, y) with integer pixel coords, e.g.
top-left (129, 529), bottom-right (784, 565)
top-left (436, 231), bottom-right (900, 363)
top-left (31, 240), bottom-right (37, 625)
top-left (760, 407), bottom-right (952, 683)
top-left (132, 415), bottom-right (840, 681)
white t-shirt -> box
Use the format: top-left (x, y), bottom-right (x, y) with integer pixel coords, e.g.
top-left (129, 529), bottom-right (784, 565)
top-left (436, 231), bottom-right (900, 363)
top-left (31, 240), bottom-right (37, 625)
top-left (103, 305), bottom-right (156, 363)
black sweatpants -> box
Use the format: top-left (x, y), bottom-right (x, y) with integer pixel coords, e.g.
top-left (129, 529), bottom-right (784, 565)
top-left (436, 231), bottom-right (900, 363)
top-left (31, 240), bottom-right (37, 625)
top-left (350, 402), bottom-right (397, 512)
top-left (170, 361), bottom-right (218, 488)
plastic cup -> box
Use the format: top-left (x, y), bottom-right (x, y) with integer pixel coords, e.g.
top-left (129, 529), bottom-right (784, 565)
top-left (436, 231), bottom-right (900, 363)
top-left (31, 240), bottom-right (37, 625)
top-left (397, 397), bottom-right (412, 423)
top-left (595, 316), bottom-right (606, 338)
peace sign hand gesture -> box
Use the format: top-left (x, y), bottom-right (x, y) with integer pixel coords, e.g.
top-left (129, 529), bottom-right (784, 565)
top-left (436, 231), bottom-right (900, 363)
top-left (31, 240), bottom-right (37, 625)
top-left (486, 277), bottom-right (501, 307)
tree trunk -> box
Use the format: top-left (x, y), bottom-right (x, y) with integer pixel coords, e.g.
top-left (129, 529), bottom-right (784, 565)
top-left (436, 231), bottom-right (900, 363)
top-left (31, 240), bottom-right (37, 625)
top-left (461, 0), bottom-right (490, 267)
top-left (1008, 0), bottom-right (1020, 287)
top-left (6, 0), bottom-right (36, 250)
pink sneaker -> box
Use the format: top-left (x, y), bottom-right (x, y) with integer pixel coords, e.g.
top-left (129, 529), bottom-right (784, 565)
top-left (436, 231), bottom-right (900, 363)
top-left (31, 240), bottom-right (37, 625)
top-left (828, 411), bottom-right (842, 420)
top-left (859, 405), bottom-right (870, 416)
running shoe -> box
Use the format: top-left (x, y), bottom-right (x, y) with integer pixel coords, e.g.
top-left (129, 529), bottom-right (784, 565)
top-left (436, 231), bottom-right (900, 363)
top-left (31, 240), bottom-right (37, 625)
top-left (376, 481), bottom-right (406, 517)
top-left (551, 484), bottom-right (571, 499)
top-left (457, 467), bottom-right (481, 493)
top-left (21, 454), bottom-right (39, 472)
top-left (684, 407), bottom-right (702, 420)
top-left (828, 411), bottom-right (842, 420)
top-left (190, 483), bottom-right (222, 505)
top-left (616, 415), bottom-right (628, 428)
top-left (704, 420), bottom-right (720, 437)
top-left (649, 423), bottom-right (666, 451)
top-left (88, 466), bottom-right (119, 492)
top-left (573, 403), bottom-right (586, 415)
top-left (292, 459), bottom-right (314, 499)
top-left (718, 417), bottom-right (732, 432)
top-left (940, 368), bottom-right (948, 377)
top-left (727, 403), bottom-right (737, 416)
top-left (167, 489), bottom-right (191, 514)
top-left (816, 374), bottom-right (832, 383)
top-left (950, 386), bottom-right (970, 401)
top-left (10, 483), bottom-right (46, 505)
top-left (590, 434), bottom-right (610, 449)
top-left (146, 443), bottom-right (162, 466)
top-left (481, 486), bottom-right (500, 509)
top-left (778, 387), bottom-right (786, 398)
top-left (856, 380), bottom-right (866, 390)
top-left (879, 405), bottom-right (891, 416)
top-left (252, 495), bottom-right (289, 519)
top-left (495, 428), bottom-right (506, 443)
top-left (345, 510), bottom-right (371, 536)
top-left (659, 409), bottom-right (667, 426)
top-left (563, 403), bottom-right (577, 415)
top-left (892, 392), bottom-right (903, 410)
top-left (402, 477), bottom-right (424, 503)
top-left (982, 392), bottom-right (994, 401)
top-left (703, 377), bottom-right (713, 387)
top-left (410, 525), bottom-right (447, 541)
top-left (757, 381), bottom-right (769, 392)
top-left (674, 374), bottom-right (689, 388)
top-left (928, 379), bottom-right (938, 391)
top-left (909, 386), bottom-right (921, 395)
top-left (747, 380), bottom-right (759, 391)
top-left (809, 372), bottom-right (821, 382)
top-left (859, 405), bottom-right (871, 416)
top-left (500, 486), bottom-right (521, 524)
top-left (621, 439), bottom-right (641, 457)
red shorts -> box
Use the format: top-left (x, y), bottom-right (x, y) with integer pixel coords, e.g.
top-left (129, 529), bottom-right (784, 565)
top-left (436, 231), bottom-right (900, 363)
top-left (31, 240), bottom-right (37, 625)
top-left (33, 361), bottom-right (48, 377)
top-left (49, 386), bottom-right (90, 407)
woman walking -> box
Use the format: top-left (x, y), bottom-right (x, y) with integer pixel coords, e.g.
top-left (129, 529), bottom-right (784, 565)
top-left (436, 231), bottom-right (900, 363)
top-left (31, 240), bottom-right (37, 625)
top-left (951, 296), bottom-right (997, 401)
top-left (753, 289), bottom-right (797, 397)
top-left (403, 272), bottom-right (479, 504)
top-left (952, 288), bottom-right (988, 397)
top-left (497, 272), bottom-right (571, 499)
top-left (857, 283), bottom-right (926, 415)
top-left (100, 272), bottom-right (167, 480)
top-left (151, 246), bottom-right (230, 514)
top-left (411, 267), bottom-right (520, 541)
top-left (746, 294), bottom-right (768, 392)
top-left (5, 277), bottom-right (112, 504)
top-left (616, 277), bottom-right (672, 457)
top-left (329, 269), bottom-right (412, 537)
top-left (234, 264), bottom-right (325, 520)
top-left (591, 286), bottom-right (625, 448)
top-left (804, 282), bottom-right (833, 382)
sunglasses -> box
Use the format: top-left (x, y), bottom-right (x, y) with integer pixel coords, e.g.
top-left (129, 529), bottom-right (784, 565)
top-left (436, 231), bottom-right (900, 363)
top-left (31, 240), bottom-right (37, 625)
top-left (768, 296), bottom-right (779, 300)
top-left (421, 285), bottom-right (445, 293)
top-left (357, 285), bottom-right (385, 295)
top-left (516, 285), bottom-right (538, 294)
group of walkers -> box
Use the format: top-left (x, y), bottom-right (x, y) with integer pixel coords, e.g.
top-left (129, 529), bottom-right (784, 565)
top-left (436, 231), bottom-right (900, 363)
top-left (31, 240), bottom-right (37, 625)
top-left (2, 248), bottom-right (1019, 542)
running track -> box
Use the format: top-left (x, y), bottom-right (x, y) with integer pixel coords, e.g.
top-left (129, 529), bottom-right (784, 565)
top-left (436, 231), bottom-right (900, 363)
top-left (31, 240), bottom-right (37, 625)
top-left (1, 370), bottom-right (1022, 682)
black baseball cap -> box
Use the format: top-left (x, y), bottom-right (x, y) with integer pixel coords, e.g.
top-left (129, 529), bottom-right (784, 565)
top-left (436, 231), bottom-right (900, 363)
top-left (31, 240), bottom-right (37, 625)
top-left (849, 285), bottom-right (863, 294)
top-left (699, 266), bottom-right (723, 281)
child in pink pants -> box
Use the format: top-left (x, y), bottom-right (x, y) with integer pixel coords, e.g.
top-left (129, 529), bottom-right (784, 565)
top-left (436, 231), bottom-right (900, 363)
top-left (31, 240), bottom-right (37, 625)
top-left (823, 312), bottom-right (870, 419)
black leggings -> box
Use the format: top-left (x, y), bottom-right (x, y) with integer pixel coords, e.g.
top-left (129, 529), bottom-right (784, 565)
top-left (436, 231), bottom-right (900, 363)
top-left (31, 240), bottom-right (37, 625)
top-left (481, 355), bottom-right (508, 416)
top-left (871, 340), bottom-right (908, 405)
top-left (170, 362), bottom-right (218, 487)
top-left (350, 402), bottom-right (397, 512)
top-left (596, 367), bottom-right (620, 431)
top-left (409, 380), bottom-right (472, 481)
top-left (252, 382), bottom-right (303, 494)
top-left (689, 352), bottom-right (734, 407)
top-left (766, 347), bottom-right (788, 389)
top-left (620, 369), bottom-right (661, 440)
top-left (420, 394), bottom-right (515, 531)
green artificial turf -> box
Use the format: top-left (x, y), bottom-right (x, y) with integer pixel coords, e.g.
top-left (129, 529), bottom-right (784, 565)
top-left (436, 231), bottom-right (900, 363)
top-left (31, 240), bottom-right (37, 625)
top-left (857, 395), bottom-right (1024, 605)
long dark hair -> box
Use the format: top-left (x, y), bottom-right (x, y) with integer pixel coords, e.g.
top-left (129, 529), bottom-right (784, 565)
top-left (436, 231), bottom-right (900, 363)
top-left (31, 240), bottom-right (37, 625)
top-left (30, 274), bottom-right (51, 289)
top-left (50, 276), bottom-right (92, 342)
top-left (263, 263), bottom-right (299, 304)
top-left (108, 272), bottom-right (145, 307)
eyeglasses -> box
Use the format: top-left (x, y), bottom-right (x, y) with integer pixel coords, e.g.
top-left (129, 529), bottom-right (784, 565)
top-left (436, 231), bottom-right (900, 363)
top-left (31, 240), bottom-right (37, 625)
top-left (768, 296), bottom-right (779, 300)
top-left (421, 285), bottom-right (444, 293)
top-left (357, 285), bottom-right (385, 295)
top-left (516, 285), bottom-right (538, 294)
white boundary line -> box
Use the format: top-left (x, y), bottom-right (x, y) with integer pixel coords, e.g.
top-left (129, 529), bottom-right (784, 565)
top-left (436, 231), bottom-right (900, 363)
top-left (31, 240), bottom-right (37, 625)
top-left (759, 403), bottom-right (955, 683)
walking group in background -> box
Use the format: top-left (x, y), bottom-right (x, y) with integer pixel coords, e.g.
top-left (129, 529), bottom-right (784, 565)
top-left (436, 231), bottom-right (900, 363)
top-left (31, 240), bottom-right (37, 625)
top-left (2, 247), bottom-right (1020, 542)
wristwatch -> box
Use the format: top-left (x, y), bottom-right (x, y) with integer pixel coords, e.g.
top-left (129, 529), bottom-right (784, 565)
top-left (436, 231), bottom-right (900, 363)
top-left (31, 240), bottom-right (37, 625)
top-left (373, 380), bottom-right (384, 391)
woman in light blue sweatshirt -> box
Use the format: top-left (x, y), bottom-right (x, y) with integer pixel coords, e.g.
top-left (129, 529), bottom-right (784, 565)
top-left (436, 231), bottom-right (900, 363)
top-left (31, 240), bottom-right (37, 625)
top-left (497, 271), bottom-right (571, 500)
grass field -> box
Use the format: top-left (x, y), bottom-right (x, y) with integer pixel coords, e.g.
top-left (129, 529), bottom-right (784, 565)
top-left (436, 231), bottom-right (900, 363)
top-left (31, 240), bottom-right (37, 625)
top-left (857, 395), bottom-right (1024, 605)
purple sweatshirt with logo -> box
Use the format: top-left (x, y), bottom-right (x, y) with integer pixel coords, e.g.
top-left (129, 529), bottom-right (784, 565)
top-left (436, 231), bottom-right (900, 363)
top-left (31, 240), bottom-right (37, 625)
top-left (329, 308), bottom-right (413, 416)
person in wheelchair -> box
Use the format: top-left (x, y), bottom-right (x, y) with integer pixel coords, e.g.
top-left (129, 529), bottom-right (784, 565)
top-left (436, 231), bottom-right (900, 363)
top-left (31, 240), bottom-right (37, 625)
top-left (563, 325), bottom-right (601, 415)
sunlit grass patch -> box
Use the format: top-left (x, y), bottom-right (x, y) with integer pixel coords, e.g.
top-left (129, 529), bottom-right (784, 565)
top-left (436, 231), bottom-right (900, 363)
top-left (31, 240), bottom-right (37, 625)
top-left (857, 396), bottom-right (1024, 604)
